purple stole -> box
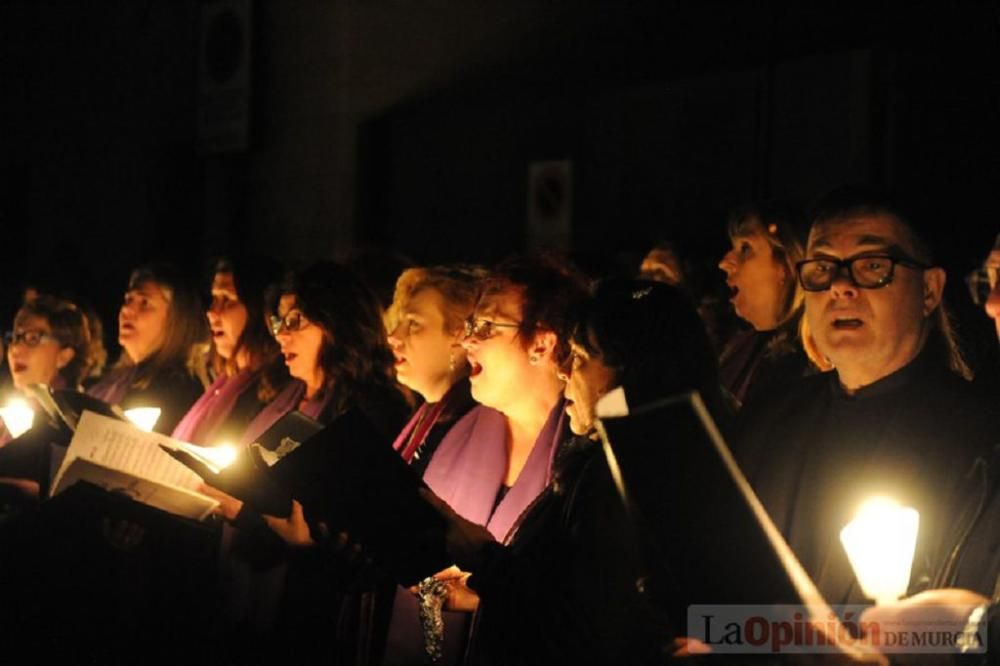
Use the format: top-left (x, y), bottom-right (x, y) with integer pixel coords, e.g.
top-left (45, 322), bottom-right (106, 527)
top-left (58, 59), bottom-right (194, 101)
top-left (422, 400), bottom-right (564, 541)
top-left (383, 399), bottom-right (566, 666)
top-left (87, 366), bottom-right (138, 406)
top-left (171, 369), bottom-right (258, 446)
top-left (238, 379), bottom-right (331, 446)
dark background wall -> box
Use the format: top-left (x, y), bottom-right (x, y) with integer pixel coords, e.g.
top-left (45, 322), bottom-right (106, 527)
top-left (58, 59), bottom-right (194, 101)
top-left (1, 1), bottom-right (998, 356)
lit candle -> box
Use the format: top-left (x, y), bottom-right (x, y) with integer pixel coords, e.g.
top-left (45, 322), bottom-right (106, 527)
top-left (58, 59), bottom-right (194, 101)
top-left (200, 442), bottom-right (238, 471)
top-left (840, 496), bottom-right (920, 606)
top-left (0, 397), bottom-right (35, 438)
top-left (124, 407), bottom-right (161, 433)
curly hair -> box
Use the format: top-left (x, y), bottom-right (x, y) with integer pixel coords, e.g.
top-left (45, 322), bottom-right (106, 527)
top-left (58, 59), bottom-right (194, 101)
top-left (270, 262), bottom-right (398, 413)
top-left (14, 295), bottom-right (94, 387)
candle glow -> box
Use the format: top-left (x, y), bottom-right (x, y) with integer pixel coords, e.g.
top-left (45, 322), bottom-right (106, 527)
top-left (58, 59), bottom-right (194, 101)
top-left (839, 496), bottom-right (920, 606)
top-left (124, 407), bottom-right (161, 433)
top-left (0, 398), bottom-right (35, 438)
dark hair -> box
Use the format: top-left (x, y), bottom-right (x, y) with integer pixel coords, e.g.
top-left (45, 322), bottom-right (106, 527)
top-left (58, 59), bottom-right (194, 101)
top-left (809, 185), bottom-right (972, 379)
top-left (120, 263), bottom-right (208, 389)
top-left (270, 262), bottom-right (398, 413)
top-left (15, 295), bottom-right (93, 387)
top-left (211, 256), bottom-right (288, 401)
top-left (479, 253), bottom-right (589, 366)
top-left (573, 279), bottom-right (725, 413)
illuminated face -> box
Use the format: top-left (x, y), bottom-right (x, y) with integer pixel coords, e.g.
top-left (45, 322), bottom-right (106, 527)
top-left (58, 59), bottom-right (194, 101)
top-left (119, 281), bottom-right (171, 364)
top-left (803, 215), bottom-right (940, 389)
top-left (206, 272), bottom-right (248, 362)
top-left (7, 314), bottom-right (72, 390)
top-left (983, 250), bottom-right (1000, 341)
top-left (560, 340), bottom-right (617, 436)
top-left (639, 248), bottom-right (682, 285)
top-left (718, 229), bottom-right (788, 331)
top-left (387, 287), bottom-right (464, 402)
top-left (460, 288), bottom-right (532, 413)
top-left (274, 294), bottom-right (325, 388)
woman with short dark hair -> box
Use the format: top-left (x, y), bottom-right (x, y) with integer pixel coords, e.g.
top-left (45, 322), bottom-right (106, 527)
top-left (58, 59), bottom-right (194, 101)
top-left (425, 278), bottom-right (729, 666)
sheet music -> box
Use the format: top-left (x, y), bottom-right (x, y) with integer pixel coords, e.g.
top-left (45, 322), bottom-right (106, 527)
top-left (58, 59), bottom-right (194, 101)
top-left (52, 411), bottom-right (204, 496)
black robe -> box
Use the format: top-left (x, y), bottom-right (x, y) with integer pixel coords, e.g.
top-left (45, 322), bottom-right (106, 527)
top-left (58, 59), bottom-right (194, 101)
top-left (736, 349), bottom-right (998, 607)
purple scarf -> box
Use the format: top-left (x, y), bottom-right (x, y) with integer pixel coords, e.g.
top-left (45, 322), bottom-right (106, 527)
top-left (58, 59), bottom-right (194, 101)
top-left (87, 366), bottom-right (138, 406)
top-left (171, 369), bottom-right (259, 446)
top-left (383, 399), bottom-right (566, 666)
top-left (422, 399), bottom-right (564, 541)
top-left (238, 379), bottom-right (331, 446)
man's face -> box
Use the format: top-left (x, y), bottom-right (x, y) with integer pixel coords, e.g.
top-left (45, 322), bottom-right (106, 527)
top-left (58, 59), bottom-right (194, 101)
top-left (803, 215), bottom-right (944, 390)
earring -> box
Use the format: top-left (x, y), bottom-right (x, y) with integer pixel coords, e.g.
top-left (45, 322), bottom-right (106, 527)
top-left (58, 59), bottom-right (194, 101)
top-left (448, 350), bottom-right (456, 373)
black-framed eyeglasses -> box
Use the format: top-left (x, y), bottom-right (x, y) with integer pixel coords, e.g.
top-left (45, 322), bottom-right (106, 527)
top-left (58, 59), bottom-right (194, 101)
top-left (795, 254), bottom-right (931, 292)
top-left (4, 329), bottom-right (59, 348)
top-left (463, 315), bottom-right (521, 341)
top-left (269, 311), bottom-right (311, 337)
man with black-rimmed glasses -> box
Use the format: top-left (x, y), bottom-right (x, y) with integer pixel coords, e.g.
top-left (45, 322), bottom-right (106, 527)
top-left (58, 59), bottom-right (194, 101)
top-left (735, 186), bottom-right (997, 615)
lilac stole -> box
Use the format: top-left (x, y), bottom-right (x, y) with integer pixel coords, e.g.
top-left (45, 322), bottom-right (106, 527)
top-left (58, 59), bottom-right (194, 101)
top-left (171, 369), bottom-right (258, 445)
top-left (238, 379), bottom-right (331, 446)
top-left (87, 366), bottom-right (138, 406)
top-left (422, 399), bottom-right (565, 541)
top-left (383, 400), bottom-right (566, 666)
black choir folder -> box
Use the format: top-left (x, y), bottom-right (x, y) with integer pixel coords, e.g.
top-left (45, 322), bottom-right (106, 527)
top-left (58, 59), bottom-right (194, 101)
top-left (170, 408), bottom-right (451, 587)
top-left (594, 390), bottom-right (843, 632)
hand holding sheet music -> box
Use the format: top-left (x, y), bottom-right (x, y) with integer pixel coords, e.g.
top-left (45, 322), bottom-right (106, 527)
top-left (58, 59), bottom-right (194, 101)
top-left (50, 411), bottom-right (219, 520)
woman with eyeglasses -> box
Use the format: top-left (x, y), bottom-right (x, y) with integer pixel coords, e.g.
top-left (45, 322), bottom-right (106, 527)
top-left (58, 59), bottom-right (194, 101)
top-left (87, 263), bottom-right (208, 435)
top-left (171, 257), bottom-right (288, 447)
top-left (369, 255), bottom-right (585, 665)
top-left (202, 261), bottom-right (410, 661)
top-left (0, 295), bottom-right (95, 447)
top-left (415, 278), bottom-right (730, 666)
top-left (717, 202), bottom-right (815, 409)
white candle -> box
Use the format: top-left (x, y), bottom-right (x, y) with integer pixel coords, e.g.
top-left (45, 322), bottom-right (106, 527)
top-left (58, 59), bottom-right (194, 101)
top-left (840, 496), bottom-right (920, 606)
top-left (124, 407), bottom-right (161, 433)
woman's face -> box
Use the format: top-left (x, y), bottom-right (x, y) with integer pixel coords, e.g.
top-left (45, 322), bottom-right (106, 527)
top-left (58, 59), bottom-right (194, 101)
top-left (387, 287), bottom-right (463, 401)
top-left (206, 272), bottom-right (248, 361)
top-left (119, 281), bottom-right (171, 363)
top-left (7, 314), bottom-right (73, 390)
top-left (560, 339), bottom-right (617, 436)
top-left (460, 287), bottom-right (533, 412)
top-left (718, 230), bottom-right (788, 331)
top-left (273, 294), bottom-right (325, 385)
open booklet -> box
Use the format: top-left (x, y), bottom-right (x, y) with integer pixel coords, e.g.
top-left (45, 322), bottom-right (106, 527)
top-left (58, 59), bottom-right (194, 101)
top-left (594, 389), bottom-right (882, 661)
top-left (170, 406), bottom-right (450, 586)
top-left (50, 411), bottom-right (220, 521)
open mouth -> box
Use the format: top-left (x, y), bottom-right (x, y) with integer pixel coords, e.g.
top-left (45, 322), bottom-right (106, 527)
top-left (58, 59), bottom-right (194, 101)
top-left (468, 360), bottom-right (483, 378)
top-left (12, 362), bottom-right (27, 374)
top-left (211, 329), bottom-right (225, 339)
top-left (393, 355), bottom-right (407, 366)
top-left (832, 317), bottom-right (863, 330)
top-left (283, 352), bottom-right (298, 364)
top-left (727, 284), bottom-right (740, 300)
